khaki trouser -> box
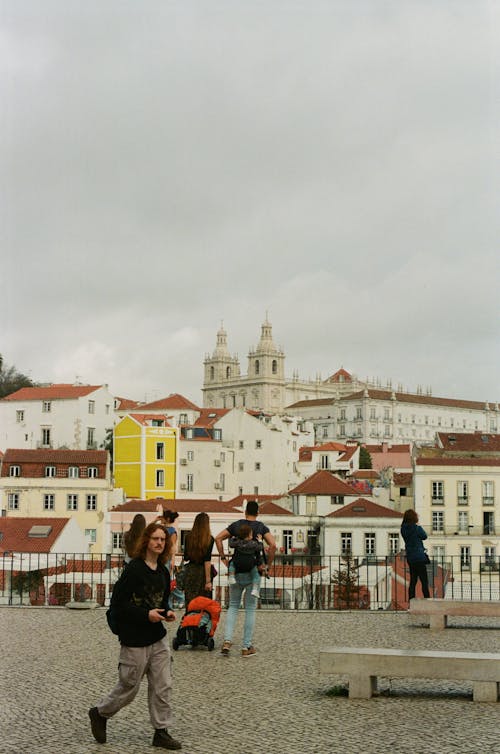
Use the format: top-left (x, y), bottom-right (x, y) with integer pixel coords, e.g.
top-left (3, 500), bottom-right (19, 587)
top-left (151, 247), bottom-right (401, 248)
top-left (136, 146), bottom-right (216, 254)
top-left (97, 635), bottom-right (173, 730)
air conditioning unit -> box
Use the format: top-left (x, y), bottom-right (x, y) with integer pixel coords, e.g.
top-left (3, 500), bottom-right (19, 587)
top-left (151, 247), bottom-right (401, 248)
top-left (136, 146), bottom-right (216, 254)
top-left (180, 459), bottom-right (187, 465)
top-left (214, 459), bottom-right (221, 467)
top-left (214, 483), bottom-right (220, 489)
top-left (180, 483), bottom-right (187, 490)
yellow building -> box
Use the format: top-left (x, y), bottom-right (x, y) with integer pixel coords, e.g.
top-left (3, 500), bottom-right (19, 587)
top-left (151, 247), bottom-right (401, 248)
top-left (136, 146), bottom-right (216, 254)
top-left (114, 414), bottom-right (177, 500)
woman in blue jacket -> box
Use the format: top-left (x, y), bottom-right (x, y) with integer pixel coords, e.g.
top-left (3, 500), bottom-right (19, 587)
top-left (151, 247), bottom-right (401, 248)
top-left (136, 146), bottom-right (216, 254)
top-left (400, 509), bottom-right (430, 599)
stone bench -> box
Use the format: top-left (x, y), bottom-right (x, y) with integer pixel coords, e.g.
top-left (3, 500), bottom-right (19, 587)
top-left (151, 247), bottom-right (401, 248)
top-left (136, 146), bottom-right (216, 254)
top-left (409, 598), bottom-right (500, 630)
top-left (319, 646), bottom-right (500, 702)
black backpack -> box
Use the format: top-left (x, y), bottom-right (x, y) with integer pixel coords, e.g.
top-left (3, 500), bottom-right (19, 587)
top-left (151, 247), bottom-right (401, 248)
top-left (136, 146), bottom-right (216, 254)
top-left (231, 547), bottom-right (258, 574)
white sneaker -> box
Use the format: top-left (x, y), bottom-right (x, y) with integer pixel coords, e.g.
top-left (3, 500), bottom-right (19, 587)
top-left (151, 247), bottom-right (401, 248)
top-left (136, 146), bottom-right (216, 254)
top-left (228, 574), bottom-right (236, 586)
top-left (251, 586), bottom-right (260, 598)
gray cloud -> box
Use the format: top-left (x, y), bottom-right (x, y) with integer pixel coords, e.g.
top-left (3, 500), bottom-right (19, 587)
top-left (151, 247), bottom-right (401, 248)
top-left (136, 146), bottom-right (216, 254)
top-left (1, 1), bottom-right (498, 403)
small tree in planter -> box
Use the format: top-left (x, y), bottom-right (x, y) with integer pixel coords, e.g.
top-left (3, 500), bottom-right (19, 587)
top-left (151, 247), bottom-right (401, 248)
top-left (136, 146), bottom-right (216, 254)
top-left (331, 557), bottom-right (369, 610)
top-left (11, 570), bottom-right (44, 605)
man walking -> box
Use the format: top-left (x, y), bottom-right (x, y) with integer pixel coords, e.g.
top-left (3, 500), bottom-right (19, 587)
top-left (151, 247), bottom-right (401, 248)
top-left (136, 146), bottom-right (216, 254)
top-left (215, 500), bottom-right (276, 657)
top-left (89, 522), bottom-right (182, 750)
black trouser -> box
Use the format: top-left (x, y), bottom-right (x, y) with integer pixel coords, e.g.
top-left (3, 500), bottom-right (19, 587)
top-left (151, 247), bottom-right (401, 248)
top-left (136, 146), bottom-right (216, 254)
top-left (408, 561), bottom-right (430, 599)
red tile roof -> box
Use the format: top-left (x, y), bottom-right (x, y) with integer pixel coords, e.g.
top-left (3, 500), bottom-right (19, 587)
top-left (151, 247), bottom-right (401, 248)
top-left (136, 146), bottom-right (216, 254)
top-left (226, 495), bottom-right (291, 515)
top-left (308, 442), bottom-right (348, 452)
top-left (393, 472), bottom-right (413, 486)
top-left (328, 498), bottom-right (402, 519)
top-left (437, 432), bottom-right (500, 452)
top-left (339, 446), bottom-right (358, 462)
top-left (115, 397), bottom-right (142, 410)
top-left (127, 413), bottom-right (172, 426)
top-left (193, 408), bottom-right (230, 427)
top-left (286, 398), bottom-right (333, 409)
top-left (139, 394), bottom-right (200, 411)
top-left (2, 449), bottom-right (107, 466)
top-left (288, 470), bottom-right (356, 496)
top-left (415, 456), bottom-right (500, 467)
top-left (363, 444), bottom-right (411, 453)
top-left (349, 469), bottom-right (380, 480)
top-left (112, 498), bottom-right (242, 514)
top-left (345, 389), bottom-right (489, 411)
top-left (0, 518), bottom-right (69, 553)
top-left (325, 368), bottom-right (353, 383)
top-left (1, 384), bottom-right (103, 401)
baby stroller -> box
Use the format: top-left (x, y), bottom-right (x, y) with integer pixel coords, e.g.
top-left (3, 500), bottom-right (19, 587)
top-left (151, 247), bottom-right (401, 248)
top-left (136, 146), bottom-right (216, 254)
top-left (172, 596), bottom-right (221, 651)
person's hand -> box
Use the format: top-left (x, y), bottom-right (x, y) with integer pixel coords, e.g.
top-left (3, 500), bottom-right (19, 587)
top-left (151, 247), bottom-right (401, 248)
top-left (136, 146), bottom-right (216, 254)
top-left (165, 610), bottom-right (176, 622)
top-left (205, 581), bottom-right (212, 591)
top-left (148, 608), bottom-right (166, 623)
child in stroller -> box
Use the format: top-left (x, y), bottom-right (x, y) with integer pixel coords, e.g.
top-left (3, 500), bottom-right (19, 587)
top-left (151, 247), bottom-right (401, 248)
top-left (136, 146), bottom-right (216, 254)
top-left (172, 595), bottom-right (221, 651)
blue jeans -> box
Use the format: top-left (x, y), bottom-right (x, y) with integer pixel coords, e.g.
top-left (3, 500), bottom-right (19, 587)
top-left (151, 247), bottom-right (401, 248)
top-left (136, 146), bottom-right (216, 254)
top-left (223, 572), bottom-right (258, 649)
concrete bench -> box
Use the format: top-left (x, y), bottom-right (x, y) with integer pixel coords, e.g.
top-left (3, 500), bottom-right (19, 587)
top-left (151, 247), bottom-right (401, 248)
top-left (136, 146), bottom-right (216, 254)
top-left (409, 598), bottom-right (500, 630)
top-left (319, 646), bottom-right (500, 702)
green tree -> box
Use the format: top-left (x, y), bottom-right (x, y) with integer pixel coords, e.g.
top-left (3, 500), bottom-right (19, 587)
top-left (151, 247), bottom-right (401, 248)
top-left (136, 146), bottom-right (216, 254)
top-left (0, 354), bottom-right (34, 398)
top-left (359, 445), bottom-right (372, 469)
top-left (11, 570), bottom-right (43, 600)
top-left (331, 556), bottom-right (362, 609)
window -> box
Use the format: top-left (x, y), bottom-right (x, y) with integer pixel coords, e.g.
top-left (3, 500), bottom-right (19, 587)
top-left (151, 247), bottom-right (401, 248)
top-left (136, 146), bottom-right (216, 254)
top-left (179, 413), bottom-right (188, 424)
top-left (186, 474), bottom-right (193, 492)
top-left (458, 511), bottom-right (469, 533)
top-left (187, 450), bottom-right (194, 461)
top-left (105, 404), bottom-right (110, 415)
top-left (16, 410), bottom-right (24, 423)
top-left (87, 467), bottom-right (98, 478)
top-left (330, 495), bottom-right (343, 505)
top-left (282, 529), bottom-right (293, 553)
top-left (41, 428), bottom-right (51, 447)
top-left (255, 440), bottom-right (262, 449)
top-left (255, 360), bottom-right (260, 375)
top-left (340, 409), bottom-right (346, 420)
top-left (460, 546), bottom-right (470, 569)
top-left (43, 494), bottom-right (55, 511)
top-left (45, 466), bottom-right (56, 478)
top-left (8, 493), bottom-right (19, 510)
top-left (322, 425), bottom-right (328, 438)
top-left (253, 486), bottom-right (259, 495)
top-left (87, 427), bottom-right (95, 448)
top-left (341, 532), bottom-right (352, 556)
top-left (484, 546), bottom-right (496, 566)
top-left (305, 496), bottom-right (317, 515)
top-left (156, 442), bottom-right (164, 460)
top-left (85, 529), bottom-right (97, 543)
top-left (384, 425), bottom-right (391, 437)
top-left (431, 481), bottom-right (444, 504)
top-left (356, 407), bottom-right (362, 420)
top-left (370, 408), bottom-right (376, 420)
top-left (384, 408), bottom-right (390, 420)
top-left (483, 511), bottom-right (494, 535)
top-left (272, 359), bottom-right (277, 374)
top-left (219, 473), bottom-right (225, 491)
top-left (88, 400), bottom-right (95, 414)
top-left (220, 452), bottom-right (225, 461)
top-left (86, 494), bottom-right (97, 510)
top-left (68, 466), bottom-right (79, 478)
top-left (339, 424), bottom-right (346, 438)
top-left (482, 480), bottom-right (494, 505)
top-left (238, 462), bottom-right (244, 472)
top-left (42, 401), bottom-right (51, 413)
top-left (112, 532), bottom-right (123, 550)
top-left (213, 429), bottom-right (222, 440)
top-left (152, 419), bottom-right (165, 427)
top-left (9, 465), bottom-right (20, 477)
top-left (432, 511), bottom-right (444, 532)
top-left (210, 366), bottom-right (215, 380)
top-left (364, 533), bottom-right (376, 556)
top-left (432, 545), bottom-right (446, 562)
top-left (156, 469), bottom-right (165, 487)
top-left (457, 481), bottom-right (468, 505)
top-left (67, 494), bottom-right (78, 511)
top-left (389, 533), bottom-right (399, 555)
top-left (239, 441), bottom-right (244, 449)
top-left (255, 462), bottom-right (261, 471)
top-left (320, 454), bottom-right (329, 470)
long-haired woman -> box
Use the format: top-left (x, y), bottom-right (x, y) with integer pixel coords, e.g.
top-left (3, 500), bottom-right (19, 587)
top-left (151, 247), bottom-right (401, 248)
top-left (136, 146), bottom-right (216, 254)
top-left (183, 512), bottom-right (214, 607)
top-left (400, 508), bottom-right (430, 600)
top-left (123, 514), bottom-right (146, 564)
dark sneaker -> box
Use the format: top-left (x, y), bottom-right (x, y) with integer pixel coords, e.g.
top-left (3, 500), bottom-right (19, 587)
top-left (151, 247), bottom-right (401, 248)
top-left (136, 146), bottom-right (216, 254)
top-left (152, 729), bottom-right (182, 750)
top-left (88, 706), bottom-right (107, 744)
top-left (241, 646), bottom-right (256, 657)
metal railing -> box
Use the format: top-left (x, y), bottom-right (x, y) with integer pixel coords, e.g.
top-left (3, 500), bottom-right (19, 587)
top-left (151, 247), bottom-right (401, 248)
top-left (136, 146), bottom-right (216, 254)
top-left (1, 552), bottom-right (499, 611)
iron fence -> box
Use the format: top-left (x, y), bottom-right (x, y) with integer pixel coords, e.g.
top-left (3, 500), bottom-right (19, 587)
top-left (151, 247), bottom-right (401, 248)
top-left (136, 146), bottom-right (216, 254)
top-left (1, 552), bottom-right (499, 610)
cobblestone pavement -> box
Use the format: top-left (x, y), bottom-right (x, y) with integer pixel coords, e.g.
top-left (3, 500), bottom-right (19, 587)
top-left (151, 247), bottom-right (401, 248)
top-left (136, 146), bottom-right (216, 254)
top-left (0, 607), bottom-right (499, 754)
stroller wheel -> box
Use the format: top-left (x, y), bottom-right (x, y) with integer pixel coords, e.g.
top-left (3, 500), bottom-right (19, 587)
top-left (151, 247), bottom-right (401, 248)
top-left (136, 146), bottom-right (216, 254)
top-left (172, 637), bottom-right (179, 651)
top-left (207, 637), bottom-right (215, 651)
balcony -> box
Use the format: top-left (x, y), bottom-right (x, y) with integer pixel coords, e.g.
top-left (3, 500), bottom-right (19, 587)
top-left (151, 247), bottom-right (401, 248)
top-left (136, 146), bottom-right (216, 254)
top-left (482, 497), bottom-right (495, 506)
top-left (431, 496), bottom-right (445, 506)
top-left (457, 497), bottom-right (469, 506)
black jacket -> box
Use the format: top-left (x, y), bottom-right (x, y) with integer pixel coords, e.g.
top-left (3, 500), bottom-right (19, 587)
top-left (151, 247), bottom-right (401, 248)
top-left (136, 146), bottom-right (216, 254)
top-left (113, 558), bottom-right (170, 647)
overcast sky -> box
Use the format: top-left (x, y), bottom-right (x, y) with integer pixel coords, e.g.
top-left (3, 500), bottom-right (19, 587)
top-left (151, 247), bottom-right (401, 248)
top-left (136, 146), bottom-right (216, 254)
top-left (2, 1), bottom-right (499, 406)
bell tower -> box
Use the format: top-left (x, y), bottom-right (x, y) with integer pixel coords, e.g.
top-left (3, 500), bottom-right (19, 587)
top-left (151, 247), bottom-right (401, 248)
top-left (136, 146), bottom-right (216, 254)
top-left (202, 323), bottom-right (240, 406)
top-left (246, 316), bottom-right (286, 411)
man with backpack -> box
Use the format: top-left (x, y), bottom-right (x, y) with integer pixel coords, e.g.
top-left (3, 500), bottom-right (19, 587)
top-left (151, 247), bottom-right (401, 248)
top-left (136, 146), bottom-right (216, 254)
top-left (215, 500), bottom-right (276, 657)
top-left (89, 522), bottom-right (182, 750)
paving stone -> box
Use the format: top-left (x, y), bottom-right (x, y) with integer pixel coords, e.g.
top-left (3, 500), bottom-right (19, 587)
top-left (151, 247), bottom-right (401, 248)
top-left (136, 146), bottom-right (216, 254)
top-left (0, 608), bottom-right (499, 754)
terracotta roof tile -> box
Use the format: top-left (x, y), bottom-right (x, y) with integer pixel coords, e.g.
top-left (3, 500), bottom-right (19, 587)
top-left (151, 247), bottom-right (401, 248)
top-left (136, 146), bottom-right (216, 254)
top-left (415, 456), bottom-right (500, 467)
top-left (2, 448), bottom-right (107, 466)
top-left (127, 413), bottom-right (172, 426)
top-left (393, 472), bottom-right (413, 486)
top-left (112, 498), bottom-right (242, 514)
top-left (349, 469), bottom-right (380, 480)
top-left (345, 388), bottom-right (489, 411)
top-left (0, 517), bottom-right (69, 553)
top-left (138, 394), bottom-right (200, 411)
top-left (328, 498), bottom-right (402, 519)
top-left (288, 470), bottom-right (356, 496)
top-left (437, 432), bottom-right (500, 452)
top-left (1, 384), bottom-right (103, 401)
